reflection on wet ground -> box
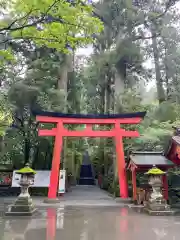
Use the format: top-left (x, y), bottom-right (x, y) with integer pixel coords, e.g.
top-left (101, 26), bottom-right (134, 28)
top-left (1, 206), bottom-right (180, 240)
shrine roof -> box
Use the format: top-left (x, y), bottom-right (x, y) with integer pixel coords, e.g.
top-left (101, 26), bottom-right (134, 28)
top-left (172, 136), bottom-right (180, 145)
top-left (128, 151), bottom-right (174, 167)
top-left (33, 110), bottom-right (146, 119)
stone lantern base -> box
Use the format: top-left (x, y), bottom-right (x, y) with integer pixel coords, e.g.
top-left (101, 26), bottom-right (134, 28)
top-left (5, 196), bottom-right (37, 216)
top-left (143, 190), bottom-right (176, 216)
top-left (144, 207), bottom-right (176, 216)
top-left (144, 197), bottom-right (176, 216)
top-left (144, 204), bottom-right (176, 216)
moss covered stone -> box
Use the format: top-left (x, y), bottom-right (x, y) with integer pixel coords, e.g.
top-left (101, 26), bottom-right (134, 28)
top-left (145, 166), bottom-right (165, 175)
top-left (16, 164), bottom-right (36, 175)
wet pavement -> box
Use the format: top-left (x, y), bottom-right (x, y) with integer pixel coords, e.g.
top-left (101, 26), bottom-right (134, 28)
top-left (1, 206), bottom-right (180, 240)
top-left (1, 186), bottom-right (180, 239)
top-left (2, 185), bottom-right (128, 207)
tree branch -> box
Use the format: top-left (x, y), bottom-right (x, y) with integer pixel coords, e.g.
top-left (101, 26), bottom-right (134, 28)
top-left (79, 0), bottom-right (108, 25)
top-left (132, 0), bottom-right (178, 30)
top-left (154, 0), bottom-right (180, 20)
top-left (0, 10), bottom-right (34, 32)
top-left (0, 0), bottom-right (62, 33)
top-left (132, 33), bottom-right (161, 42)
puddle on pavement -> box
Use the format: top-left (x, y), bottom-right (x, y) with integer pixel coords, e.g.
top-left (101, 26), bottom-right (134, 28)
top-left (0, 206), bottom-right (180, 240)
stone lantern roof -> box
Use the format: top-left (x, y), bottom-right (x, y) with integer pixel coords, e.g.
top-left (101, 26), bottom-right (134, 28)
top-left (145, 166), bottom-right (166, 175)
top-left (16, 164), bottom-right (36, 175)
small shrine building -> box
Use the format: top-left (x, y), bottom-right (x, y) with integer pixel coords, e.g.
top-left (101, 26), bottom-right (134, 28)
top-left (127, 152), bottom-right (174, 203)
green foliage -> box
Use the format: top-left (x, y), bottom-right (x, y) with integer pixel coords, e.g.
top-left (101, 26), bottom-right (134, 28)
top-left (0, 95), bottom-right (12, 136)
top-left (0, 0), bottom-right (103, 62)
top-left (0, 49), bottom-right (15, 64)
top-left (132, 102), bottom-right (180, 151)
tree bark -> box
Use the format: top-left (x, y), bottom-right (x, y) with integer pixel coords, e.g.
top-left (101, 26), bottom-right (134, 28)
top-left (24, 137), bottom-right (30, 165)
top-left (0, 135), bottom-right (4, 152)
top-left (32, 144), bottom-right (39, 169)
top-left (164, 44), bottom-right (171, 99)
top-left (114, 62), bottom-right (126, 112)
top-left (57, 54), bottom-right (69, 103)
top-left (57, 54), bottom-right (73, 169)
top-left (151, 28), bottom-right (166, 103)
top-left (172, 74), bottom-right (180, 104)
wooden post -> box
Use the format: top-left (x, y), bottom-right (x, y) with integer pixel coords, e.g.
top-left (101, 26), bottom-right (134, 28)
top-left (115, 124), bottom-right (128, 198)
top-left (48, 122), bottom-right (63, 199)
top-left (132, 168), bottom-right (137, 201)
top-left (162, 174), bottom-right (168, 201)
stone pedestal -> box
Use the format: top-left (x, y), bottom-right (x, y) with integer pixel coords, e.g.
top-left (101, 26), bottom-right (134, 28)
top-left (6, 196), bottom-right (37, 216)
top-left (144, 200), bottom-right (175, 216)
top-left (144, 208), bottom-right (175, 216)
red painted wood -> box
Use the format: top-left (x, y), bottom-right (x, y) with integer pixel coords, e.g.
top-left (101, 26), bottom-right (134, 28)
top-left (38, 128), bottom-right (57, 136)
top-left (115, 124), bottom-right (128, 198)
top-left (166, 140), bottom-right (180, 165)
top-left (132, 169), bottom-right (137, 201)
top-left (48, 122), bottom-right (63, 199)
top-left (127, 161), bottom-right (137, 170)
top-left (86, 124), bottom-right (92, 130)
top-left (38, 128), bottom-right (139, 138)
top-left (63, 129), bottom-right (115, 137)
top-left (162, 175), bottom-right (168, 200)
top-left (36, 115), bottom-right (142, 124)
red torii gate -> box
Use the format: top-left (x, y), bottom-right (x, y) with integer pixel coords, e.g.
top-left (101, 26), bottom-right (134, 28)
top-left (35, 111), bottom-right (146, 200)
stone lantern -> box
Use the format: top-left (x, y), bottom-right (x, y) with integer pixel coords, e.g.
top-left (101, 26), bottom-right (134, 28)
top-left (144, 166), bottom-right (174, 215)
top-left (5, 163), bottom-right (37, 216)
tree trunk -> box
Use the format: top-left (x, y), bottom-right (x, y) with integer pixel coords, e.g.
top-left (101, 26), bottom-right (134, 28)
top-left (114, 69), bottom-right (125, 97)
top-left (24, 137), bottom-right (30, 165)
top-left (151, 28), bottom-right (166, 103)
top-left (103, 72), bottom-right (112, 176)
top-left (114, 63), bottom-right (126, 113)
top-left (32, 145), bottom-right (39, 169)
top-left (0, 135), bottom-right (4, 152)
top-left (172, 74), bottom-right (180, 104)
top-left (44, 149), bottom-right (48, 170)
top-left (57, 54), bottom-right (73, 169)
top-left (164, 44), bottom-right (171, 99)
top-left (57, 54), bottom-right (68, 95)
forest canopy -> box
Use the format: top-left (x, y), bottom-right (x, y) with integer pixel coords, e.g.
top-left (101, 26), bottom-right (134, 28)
top-left (0, 0), bottom-right (103, 62)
